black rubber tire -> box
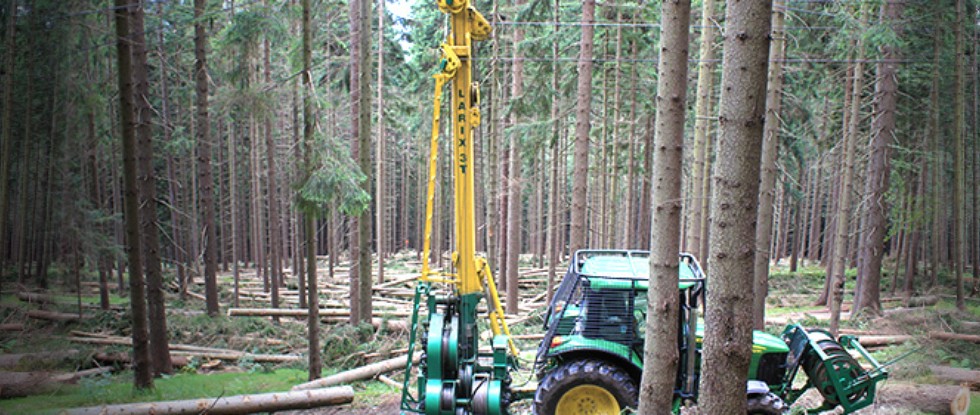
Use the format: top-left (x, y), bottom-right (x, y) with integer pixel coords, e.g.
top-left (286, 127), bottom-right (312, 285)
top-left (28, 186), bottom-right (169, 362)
top-left (533, 359), bottom-right (637, 415)
top-left (746, 392), bottom-right (788, 415)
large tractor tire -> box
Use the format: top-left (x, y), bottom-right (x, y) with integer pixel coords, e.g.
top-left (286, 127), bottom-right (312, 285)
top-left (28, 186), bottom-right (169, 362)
top-left (746, 392), bottom-right (788, 415)
top-left (533, 359), bottom-right (637, 415)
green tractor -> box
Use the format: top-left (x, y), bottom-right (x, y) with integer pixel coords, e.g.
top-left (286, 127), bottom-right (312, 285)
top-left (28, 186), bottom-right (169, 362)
top-left (532, 250), bottom-right (889, 415)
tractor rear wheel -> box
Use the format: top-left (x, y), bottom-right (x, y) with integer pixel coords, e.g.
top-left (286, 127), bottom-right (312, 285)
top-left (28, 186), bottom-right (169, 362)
top-left (746, 392), bottom-right (788, 415)
top-left (533, 359), bottom-right (637, 415)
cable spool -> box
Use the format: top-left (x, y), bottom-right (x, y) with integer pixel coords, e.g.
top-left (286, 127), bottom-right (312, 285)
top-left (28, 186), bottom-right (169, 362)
top-left (801, 330), bottom-right (868, 405)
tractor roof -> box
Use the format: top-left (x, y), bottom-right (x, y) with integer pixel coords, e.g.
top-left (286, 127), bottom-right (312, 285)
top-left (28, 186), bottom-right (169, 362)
top-left (572, 250), bottom-right (704, 290)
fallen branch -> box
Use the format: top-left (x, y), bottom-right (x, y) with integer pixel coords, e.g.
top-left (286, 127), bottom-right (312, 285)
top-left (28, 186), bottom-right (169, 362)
top-left (61, 386), bottom-right (354, 415)
top-left (292, 354), bottom-right (420, 390)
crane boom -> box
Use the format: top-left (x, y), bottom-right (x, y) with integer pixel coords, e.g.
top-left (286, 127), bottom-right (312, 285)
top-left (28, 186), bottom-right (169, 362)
top-left (401, 2), bottom-right (517, 414)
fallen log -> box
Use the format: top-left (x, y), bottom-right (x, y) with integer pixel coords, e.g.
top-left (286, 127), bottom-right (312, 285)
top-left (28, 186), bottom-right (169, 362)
top-left (906, 295), bottom-right (941, 307)
top-left (61, 385), bottom-right (354, 415)
top-left (856, 335), bottom-right (914, 348)
top-left (376, 374), bottom-right (401, 388)
top-left (0, 350), bottom-right (79, 370)
top-left (320, 317), bottom-right (408, 332)
top-left (0, 367), bottom-right (113, 399)
top-left (292, 354), bottom-right (420, 390)
top-left (952, 384), bottom-right (971, 415)
top-left (874, 383), bottom-right (967, 414)
top-left (930, 332), bottom-right (980, 344)
top-left (168, 351), bottom-right (302, 364)
top-left (67, 337), bottom-right (302, 363)
top-left (94, 352), bottom-right (189, 368)
top-left (929, 366), bottom-right (980, 389)
top-left (27, 310), bottom-right (80, 322)
top-left (227, 308), bottom-right (409, 318)
top-left (0, 323), bottom-right (24, 331)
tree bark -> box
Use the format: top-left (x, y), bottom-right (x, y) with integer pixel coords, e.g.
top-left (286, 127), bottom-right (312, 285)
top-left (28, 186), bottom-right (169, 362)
top-left (830, 9), bottom-right (867, 335)
top-left (262, 13), bottom-right (282, 317)
top-left (131, 1), bottom-right (171, 376)
top-left (193, 0), bottom-right (219, 317)
top-left (928, 13), bottom-right (943, 288)
top-left (506, 0), bottom-right (525, 315)
top-left (349, 0), bottom-right (373, 324)
top-left (953, 0), bottom-right (966, 310)
top-left (699, 0), bottom-right (772, 413)
top-left (637, 0), bottom-right (691, 411)
top-left (113, 0), bottom-right (152, 389)
top-left (569, 0), bottom-right (595, 255)
top-left (375, 0), bottom-right (385, 285)
top-left (546, 0), bottom-right (560, 302)
top-left (854, 0), bottom-right (904, 318)
top-left (0, 0), bottom-right (15, 264)
top-left (687, 0), bottom-right (717, 260)
top-left (301, 0), bottom-right (321, 381)
top-left (752, 3), bottom-right (786, 330)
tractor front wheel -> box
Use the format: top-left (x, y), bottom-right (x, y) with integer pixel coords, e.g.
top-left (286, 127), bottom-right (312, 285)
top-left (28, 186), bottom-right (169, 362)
top-left (533, 359), bottom-right (637, 415)
top-left (746, 392), bottom-right (788, 415)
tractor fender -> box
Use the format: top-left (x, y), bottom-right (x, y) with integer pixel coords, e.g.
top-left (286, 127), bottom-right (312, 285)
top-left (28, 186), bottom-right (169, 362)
top-left (547, 349), bottom-right (642, 383)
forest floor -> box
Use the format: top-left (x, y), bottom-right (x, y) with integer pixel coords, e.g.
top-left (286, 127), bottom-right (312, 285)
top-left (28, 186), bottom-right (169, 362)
top-left (1, 253), bottom-right (978, 414)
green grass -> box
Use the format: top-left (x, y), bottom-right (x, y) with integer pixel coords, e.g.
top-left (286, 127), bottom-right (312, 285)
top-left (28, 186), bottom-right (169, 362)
top-left (0, 369), bottom-right (309, 414)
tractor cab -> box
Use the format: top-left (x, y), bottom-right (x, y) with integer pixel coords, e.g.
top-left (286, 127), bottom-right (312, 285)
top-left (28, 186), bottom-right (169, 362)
top-left (531, 250), bottom-right (889, 415)
top-left (533, 251), bottom-right (785, 414)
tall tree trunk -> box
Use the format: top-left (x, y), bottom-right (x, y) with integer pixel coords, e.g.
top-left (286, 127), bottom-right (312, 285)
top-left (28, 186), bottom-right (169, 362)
top-left (973, 21), bottom-right (980, 296)
top-left (113, 0), bottom-right (152, 389)
top-left (687, 0), bottom-right (717, 260)
top-left (229, 118), bottom-right (240, 308)
top-left (545, 0), bottom-right (560, 302)
top-left (194, 0), bottom-right (219, 317)
top-left (699, 0), bottom-right (772, 413)
top-left (854, 0), bottom-right (904, 317)
top-left (569, 0), bottom-right (595, 255)
top-left (131, 0), bottom-right (171, 376)
top-left (301, 0), bottom-right (320, 380)
top-left (929, 14), bottom-right (943, 288)
top-left (953, 0), bottom-right (966, 310)
top-left (752, 3), bottom-right (786, 330)
top-left (349, 0), bottom-right (372, 324)
top-left (637, 0), bottom-right (691, 410)
top-left (0, 0), bottom-right (15, 265)
top-left (506, 0), bottom-right (525, 315)
top-left (830, 9), bottom-right (867, 335)
top-left (263, 21), bottom-right (282, 316)
top-left (375, 0), bottom-right (385, 285)
top-left (906, 155), bottom-right (926, 300)
top-left (638, 115), bottom-right (654, 250)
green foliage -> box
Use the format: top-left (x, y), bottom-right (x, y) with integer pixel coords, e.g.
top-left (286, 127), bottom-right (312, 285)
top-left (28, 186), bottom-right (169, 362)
top-left (298, 134), bottom-right (371, 217)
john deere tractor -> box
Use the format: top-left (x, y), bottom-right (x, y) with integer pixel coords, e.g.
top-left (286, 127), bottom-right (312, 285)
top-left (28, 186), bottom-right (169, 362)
top-left (532, 250), bottom-right (889, 415)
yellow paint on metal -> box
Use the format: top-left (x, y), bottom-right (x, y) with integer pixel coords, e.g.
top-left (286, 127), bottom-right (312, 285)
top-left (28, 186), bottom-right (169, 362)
top-left (555, 385), bottom-right (621, 415)
top-left (420, 0), bottom-right (517, 357)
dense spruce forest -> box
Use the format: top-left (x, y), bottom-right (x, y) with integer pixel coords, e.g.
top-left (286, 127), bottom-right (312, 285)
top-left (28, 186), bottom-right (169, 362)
top-left (0, 0), bottom-right (978, 414)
